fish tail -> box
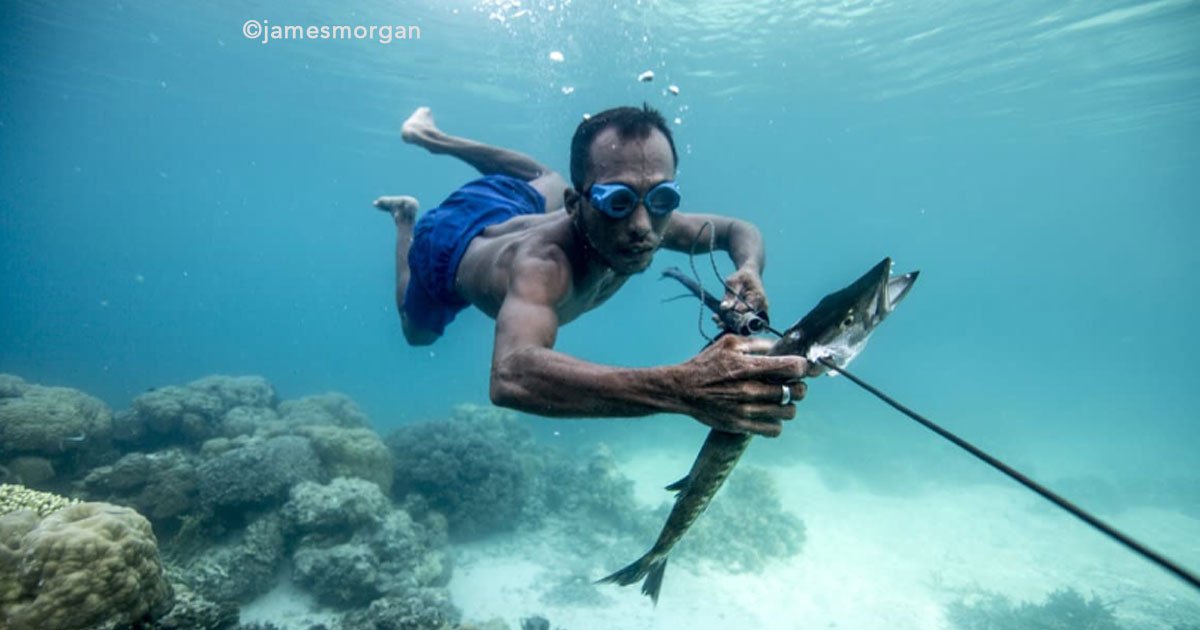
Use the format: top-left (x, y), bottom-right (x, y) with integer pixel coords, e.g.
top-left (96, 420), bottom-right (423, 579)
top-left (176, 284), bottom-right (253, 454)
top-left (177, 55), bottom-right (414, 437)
top-left (641, 556), bottom-right (669, 604)
top-left (596, 553), bottom-right (670, 605)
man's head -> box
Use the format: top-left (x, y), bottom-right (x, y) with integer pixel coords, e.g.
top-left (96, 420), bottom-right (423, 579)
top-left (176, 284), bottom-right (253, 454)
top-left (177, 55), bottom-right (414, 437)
top-left (566, 104), bottom-right (680, 275)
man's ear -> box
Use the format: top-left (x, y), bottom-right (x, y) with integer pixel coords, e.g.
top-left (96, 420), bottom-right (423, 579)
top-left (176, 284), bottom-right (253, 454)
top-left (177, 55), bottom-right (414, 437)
top-left (564, 187), bottom-right (581, 216)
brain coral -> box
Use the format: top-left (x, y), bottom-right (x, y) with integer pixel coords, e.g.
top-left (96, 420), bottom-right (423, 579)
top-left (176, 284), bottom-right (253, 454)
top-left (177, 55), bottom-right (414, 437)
top-left (0, 501), bottom-right (173, 630)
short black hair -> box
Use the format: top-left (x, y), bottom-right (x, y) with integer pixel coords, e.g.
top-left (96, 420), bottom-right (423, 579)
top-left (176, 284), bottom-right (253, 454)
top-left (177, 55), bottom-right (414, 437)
top-left (569, 104), bottom-right (678, 191)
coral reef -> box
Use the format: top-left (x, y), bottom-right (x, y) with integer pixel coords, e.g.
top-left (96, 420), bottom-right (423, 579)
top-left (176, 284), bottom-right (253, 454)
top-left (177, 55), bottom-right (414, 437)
top-left (0, 501), bottom-right (173, 630)
top-left (188, 375), bottom-right (277, 409)
top-left (386, 404), bottom-right (534, 540)
top-left (0, 483), bottom-right (80, 517)
top-left (148, 582), bottom-right (239, 630)
top-left (279, 392), bottom-right (370, 428)
top-left (282, 477), bottom-right (391, 533)
top-left (293, 425), bottom-right (395, 494)
top-left (338, 587), bottom-right (461, 630)
top-left (520, 617), bottom-right (550, 630)
top-left (175, 508), bottom-right (288, 602)
top-left (539, 573), bottom-right (610, 608)
top-left (292, 542), bottom-right (381, 607)
top-left (122, 375), bottom-right (277, 448)
top-left (286, 478), bottom-right (451, 608)
top-left (197, 435), bottom-right (320, 512)
top-left (526, 443), bottom-right (656, 543)
top-left (0, 375), bottom-right (114, 483)
top-left (175, 510), bottom-right (287, 604)
top-left (464, 620), bottom-right (512, 630)
top-left (80, 449), bottom-right (199, 522)
top-left (216, 405), bottom-right (281, 439)
top-left (0, 376), bottom-right (113, 454)
top-left (5, 457), bottom-right (55, 486)
top-left (946, 588), bottom-right (1123, 630)
top-left (3, 375), bottom-right (480, 630)
top-left (0, 374), bottom-right (27, 398)
top-left (671, 465), bottom-right (806, 573)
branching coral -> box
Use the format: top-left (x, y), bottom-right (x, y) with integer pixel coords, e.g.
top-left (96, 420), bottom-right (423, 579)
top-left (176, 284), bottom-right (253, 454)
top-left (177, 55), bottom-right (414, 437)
top-left (946, 588), bottom-right (1124, 630)
top-left (525, 444), bottom-right (654, 541)
top-left (0, 483), bottom-right (80, 517)
top-left (338, 587), bottom-right (461, 630)
top-left (196, 435), bottom-right (320, 511)
top-left (386, 404), bottom-right (534, 540)
top-left (285, 478), bottom-right (451, 609)
top-left (175, 511), bottom-right (286, 604)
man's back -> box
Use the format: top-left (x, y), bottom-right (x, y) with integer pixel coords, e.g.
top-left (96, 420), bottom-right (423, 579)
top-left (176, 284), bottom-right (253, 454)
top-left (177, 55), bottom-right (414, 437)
top-left (457, 209), bottom-right (631, 326)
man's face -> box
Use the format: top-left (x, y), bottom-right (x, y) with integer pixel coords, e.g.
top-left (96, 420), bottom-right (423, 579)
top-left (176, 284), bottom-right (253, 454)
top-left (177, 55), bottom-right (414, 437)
top-left (575, 127), bottom-right (676, 275)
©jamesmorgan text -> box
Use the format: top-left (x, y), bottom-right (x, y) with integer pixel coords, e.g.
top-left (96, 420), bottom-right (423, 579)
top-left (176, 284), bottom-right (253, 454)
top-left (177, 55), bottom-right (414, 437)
top-left (243, 20), bottom-right (421, 44)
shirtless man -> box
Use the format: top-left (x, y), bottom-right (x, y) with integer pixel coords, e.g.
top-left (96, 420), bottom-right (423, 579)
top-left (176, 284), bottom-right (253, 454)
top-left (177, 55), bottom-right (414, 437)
top-left (375, 105), bottom-right (806, 437)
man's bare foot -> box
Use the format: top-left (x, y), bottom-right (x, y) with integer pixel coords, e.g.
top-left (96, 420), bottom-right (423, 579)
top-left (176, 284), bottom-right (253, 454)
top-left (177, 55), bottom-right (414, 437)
top-left (401, 107), bottom-right (443, 150)
top-left (374, 195), bottom-right (419, 225)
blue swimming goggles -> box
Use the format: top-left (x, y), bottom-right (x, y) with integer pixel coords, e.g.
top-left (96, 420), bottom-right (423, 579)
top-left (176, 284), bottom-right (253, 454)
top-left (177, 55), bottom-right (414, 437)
top-left (588, 181), bottom-right (681, 219)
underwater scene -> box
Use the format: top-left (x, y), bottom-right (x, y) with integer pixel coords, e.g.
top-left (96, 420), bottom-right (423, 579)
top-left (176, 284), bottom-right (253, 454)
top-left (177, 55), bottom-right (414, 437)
top-left (2, 0), bottom-right (1199, 628)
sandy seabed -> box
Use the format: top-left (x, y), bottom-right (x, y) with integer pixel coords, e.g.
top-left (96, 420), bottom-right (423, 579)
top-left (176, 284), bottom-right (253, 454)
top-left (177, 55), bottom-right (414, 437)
top-left (448, 451), bottom-right (1200, 630)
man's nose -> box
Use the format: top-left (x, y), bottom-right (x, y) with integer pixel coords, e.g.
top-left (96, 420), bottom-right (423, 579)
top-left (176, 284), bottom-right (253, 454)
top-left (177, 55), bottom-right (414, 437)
top-left (625, 204), bottom-right (653, 238)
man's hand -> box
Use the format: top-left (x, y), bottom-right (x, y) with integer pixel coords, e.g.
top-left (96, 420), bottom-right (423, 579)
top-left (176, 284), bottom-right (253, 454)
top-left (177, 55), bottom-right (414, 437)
top-left (717, 268), bottom-right (769, 331)
top-left (672, 335), bottom-right (806, 437)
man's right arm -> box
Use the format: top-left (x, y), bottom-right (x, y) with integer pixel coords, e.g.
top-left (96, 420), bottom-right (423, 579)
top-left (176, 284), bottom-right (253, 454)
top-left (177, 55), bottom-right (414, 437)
top-left (488, 249), bottom-right (807, 436)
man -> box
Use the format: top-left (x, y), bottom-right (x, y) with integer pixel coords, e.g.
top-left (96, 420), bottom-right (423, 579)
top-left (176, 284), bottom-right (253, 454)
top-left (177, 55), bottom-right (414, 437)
top-left (375, 105), bottom-right (806, 437)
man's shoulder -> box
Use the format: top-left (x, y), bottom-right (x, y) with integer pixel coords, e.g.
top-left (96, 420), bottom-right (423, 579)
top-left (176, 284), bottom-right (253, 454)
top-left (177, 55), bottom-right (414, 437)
top-left (463, 218), bottom-right (575, 288)
top-left (509, 235), bottom-right (574, 278)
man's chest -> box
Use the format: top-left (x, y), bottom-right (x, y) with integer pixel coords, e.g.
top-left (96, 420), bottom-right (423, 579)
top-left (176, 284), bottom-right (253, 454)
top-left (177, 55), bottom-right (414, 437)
top-left (557, 274), bottom-right (626, 323)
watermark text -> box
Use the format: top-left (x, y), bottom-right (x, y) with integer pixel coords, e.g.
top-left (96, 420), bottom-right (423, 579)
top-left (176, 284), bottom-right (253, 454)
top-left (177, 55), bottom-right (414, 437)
top-left (243, 20), bottom-right (421, 45)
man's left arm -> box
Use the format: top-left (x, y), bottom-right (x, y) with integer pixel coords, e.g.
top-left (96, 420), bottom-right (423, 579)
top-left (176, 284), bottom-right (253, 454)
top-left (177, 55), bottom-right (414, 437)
top-left (662, 212), bottom-right (768, 315)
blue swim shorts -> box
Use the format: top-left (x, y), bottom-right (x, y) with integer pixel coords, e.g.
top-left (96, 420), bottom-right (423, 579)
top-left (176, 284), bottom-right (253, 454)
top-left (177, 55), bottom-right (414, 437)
top-left (404, 174), bottom-right (546, 336)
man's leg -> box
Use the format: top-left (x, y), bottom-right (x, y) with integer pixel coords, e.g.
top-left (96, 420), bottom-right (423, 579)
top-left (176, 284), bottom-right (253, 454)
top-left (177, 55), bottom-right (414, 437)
top-left (402, 107), bottom-right (568, 212)
top-left (374, 195), bottom-right (438, 346)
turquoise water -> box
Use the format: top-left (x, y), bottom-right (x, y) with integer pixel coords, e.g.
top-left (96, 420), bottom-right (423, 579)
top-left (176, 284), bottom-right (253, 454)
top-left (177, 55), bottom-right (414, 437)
top-left (2, 0), bottom-right (1199, 620)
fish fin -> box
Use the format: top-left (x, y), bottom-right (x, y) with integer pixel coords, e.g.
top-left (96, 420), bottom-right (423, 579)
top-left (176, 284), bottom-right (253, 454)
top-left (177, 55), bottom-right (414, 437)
top-left (641, 556), bottom-right (669, 605)
top-left (596, 554), bottom-right (670, 605)
top-left (596, 556), bottom-right (649, 587)
top-left (664, 475), bottom-right (690, 494)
